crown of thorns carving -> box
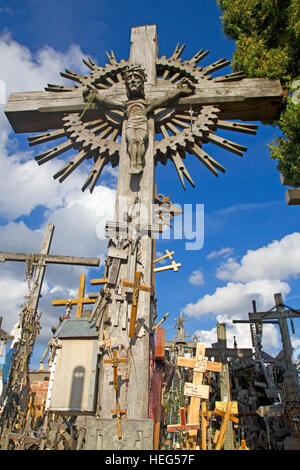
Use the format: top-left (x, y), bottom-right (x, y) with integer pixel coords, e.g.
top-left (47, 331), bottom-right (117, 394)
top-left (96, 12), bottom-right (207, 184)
top-left (123, 65), bottom-right (147, 81)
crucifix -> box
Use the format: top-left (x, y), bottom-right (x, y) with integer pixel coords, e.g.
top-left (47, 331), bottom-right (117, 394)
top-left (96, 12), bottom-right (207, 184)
top-left (51, 273), bottom-right (96, 318)
top-left (174, 312), bottom-right (188, 343)
top-left (98, 329), bottom-right (117, 356)
top-left (5, 24), bottom-right (283, 449)
top-left (104, 349), bottom-right (128, 391)
top-left (177, 343), bottom-right (222, 449)
top-left (122, 270), bottom-right (152, 339)
top-left (167, 407), bottom-right (200, 449)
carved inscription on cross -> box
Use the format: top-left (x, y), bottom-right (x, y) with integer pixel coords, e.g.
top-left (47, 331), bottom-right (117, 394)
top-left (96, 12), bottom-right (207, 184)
top-left (122, 271), bottom-right (152, 339)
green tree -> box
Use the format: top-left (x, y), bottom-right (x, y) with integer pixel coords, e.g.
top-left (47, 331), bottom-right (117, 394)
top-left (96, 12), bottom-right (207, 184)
top-left (217, 0), bottom-right (300, 184)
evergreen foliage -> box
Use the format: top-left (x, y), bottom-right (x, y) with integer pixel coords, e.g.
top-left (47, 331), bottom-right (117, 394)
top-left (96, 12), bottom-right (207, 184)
top-left (217, 0), bottom-right (300, 183)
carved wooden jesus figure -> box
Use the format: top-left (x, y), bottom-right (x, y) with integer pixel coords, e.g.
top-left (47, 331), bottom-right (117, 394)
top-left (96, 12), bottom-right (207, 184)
top-left (84, 65), bottom-right (195, 174)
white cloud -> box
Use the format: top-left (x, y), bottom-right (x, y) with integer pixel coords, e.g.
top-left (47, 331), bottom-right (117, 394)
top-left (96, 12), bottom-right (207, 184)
top-left (183, 233), bottom-right (300, 359)
top-left (189, 269), bottom-right (205, 286)
top-left (193, 317), bottom-right (281, 354)
top-left (217, 232), bottom-right (300, 282)
top-left (183, 279), bottom-right (291, 319)
top-left (0, 34), bottom-right (117, 350)
top-left (207, 247), bottom-right (234, 259)
top-left (0, 31), bottom-right (87, 97)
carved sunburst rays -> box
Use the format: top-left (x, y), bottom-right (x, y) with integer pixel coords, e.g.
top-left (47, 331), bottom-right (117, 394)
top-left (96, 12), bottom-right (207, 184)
top-left (154, 43), bottom-right (257, 189)
top-left (154, 105), bottom-right (258, 189)
top-left (28, 113), bottom-right (122, 193)
top-left (27, 44), bottom-right (257, 192)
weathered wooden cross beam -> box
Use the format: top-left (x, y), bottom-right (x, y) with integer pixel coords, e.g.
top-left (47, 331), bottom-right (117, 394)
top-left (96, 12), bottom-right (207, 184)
top-left (0, 224), bottom-right (100, 320)
top-left (5, 79), bottom-right (282, 134)
top-left (214, 401), bottom-right (235, 450)
top-left (199, 400), bottom-right (239, 450)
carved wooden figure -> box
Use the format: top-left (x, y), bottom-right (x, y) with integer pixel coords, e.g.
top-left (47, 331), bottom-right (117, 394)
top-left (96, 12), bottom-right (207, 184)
top-left (4, 23), bottom-right (283, 449)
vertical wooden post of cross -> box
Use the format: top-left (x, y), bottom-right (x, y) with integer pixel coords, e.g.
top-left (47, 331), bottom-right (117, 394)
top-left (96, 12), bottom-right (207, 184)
top-left (186, 343), bottom-right (205, 449)
top-left (201, 401), bottom-right (210, 451)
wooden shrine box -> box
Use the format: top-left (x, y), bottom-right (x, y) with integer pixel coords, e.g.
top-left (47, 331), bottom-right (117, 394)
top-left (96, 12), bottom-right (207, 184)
top-left (46, 318), bottom-right (99, 415)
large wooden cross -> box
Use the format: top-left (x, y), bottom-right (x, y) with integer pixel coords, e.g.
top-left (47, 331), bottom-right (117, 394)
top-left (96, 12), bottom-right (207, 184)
top-left (177, 343), bottom-right (222, 449)
top-left (0, 224), bottom-right (100, 322)
top-left (4, 24), bottom-right (283, 448)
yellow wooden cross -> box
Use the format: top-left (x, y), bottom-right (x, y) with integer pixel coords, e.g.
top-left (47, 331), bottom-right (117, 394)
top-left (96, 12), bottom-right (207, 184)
top-left (154, 260), bottom-right (181, 273)
top-left (90, 275), bottom-right (108, 286)
top-left (177, 343), bottom-right (222, 449)
top-left (152, 312), bottom-right (170, 332)
top-left (122, 271), bottom-right (151, 339)
top-left (153, 249), bottom-right (174, 264)
top-left (104, 349), bottom-right (127, 390)
top-left (214, 401), bottom-right (237, 450)
top-left (111, 401), bottom-right (127, 439)
top-left (200, 400), bottom-right (239, 450)
top-left (51, 273), bottom-right (96, 318)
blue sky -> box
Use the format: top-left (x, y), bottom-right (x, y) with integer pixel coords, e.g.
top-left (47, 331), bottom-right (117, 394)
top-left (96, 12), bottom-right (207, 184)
top-left (0, 1), bottom-right (299, 370)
